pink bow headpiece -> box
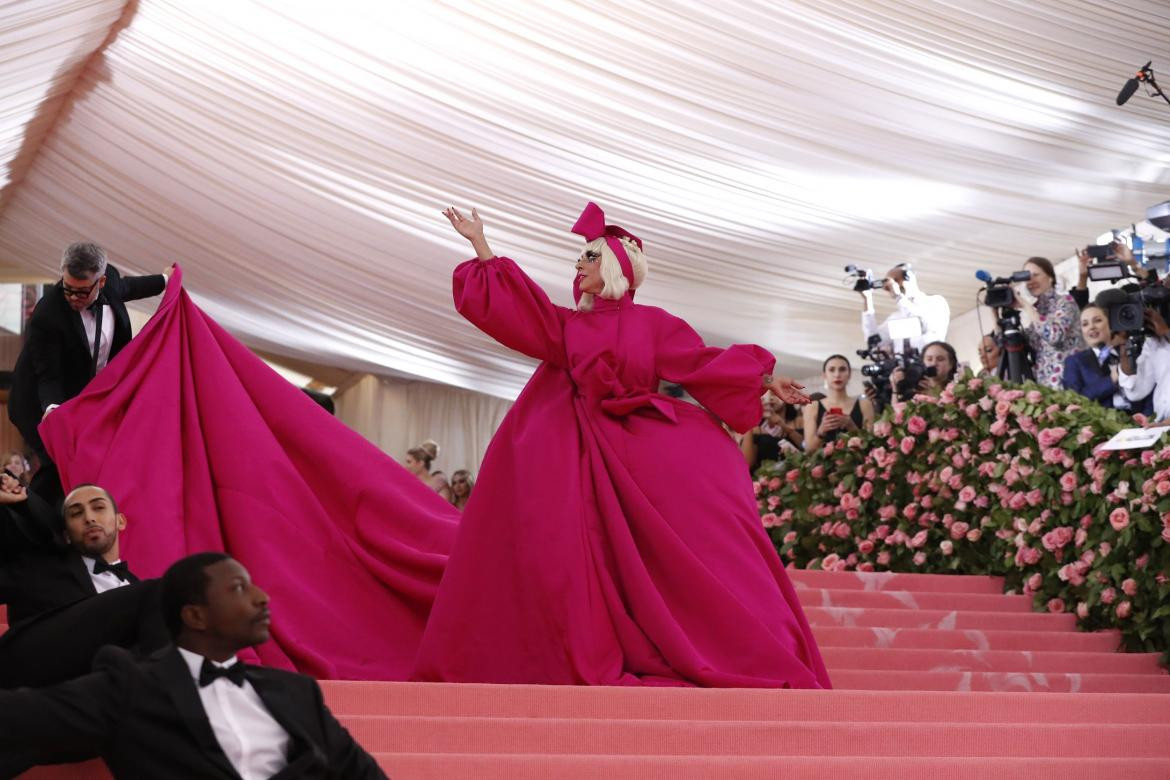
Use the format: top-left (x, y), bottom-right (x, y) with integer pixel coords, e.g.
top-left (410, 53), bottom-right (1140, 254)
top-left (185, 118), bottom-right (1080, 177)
top-left (571, 202), bottom-right (643, 303)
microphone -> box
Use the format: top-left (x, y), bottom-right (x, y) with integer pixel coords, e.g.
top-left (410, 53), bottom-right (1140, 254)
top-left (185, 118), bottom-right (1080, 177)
top-left (975, 269), bottom-right (993, 283)
top-left (1117, 61), bottom-right (1152, 106)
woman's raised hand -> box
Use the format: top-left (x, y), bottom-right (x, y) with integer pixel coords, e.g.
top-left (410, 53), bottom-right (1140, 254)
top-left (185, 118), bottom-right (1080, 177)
top-left (770, 376), bottom-right (811, 406)
top-left (443, 206), bottom-right (484, 242)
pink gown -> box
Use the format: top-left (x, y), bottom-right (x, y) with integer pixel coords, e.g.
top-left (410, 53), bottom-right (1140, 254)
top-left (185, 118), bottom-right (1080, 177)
top-left (412, 257), bottom-right (831, 688)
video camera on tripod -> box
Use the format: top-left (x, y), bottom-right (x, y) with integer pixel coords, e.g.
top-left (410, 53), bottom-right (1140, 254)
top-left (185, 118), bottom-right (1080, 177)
top-left (975, 269), bottom-right (1035, 384)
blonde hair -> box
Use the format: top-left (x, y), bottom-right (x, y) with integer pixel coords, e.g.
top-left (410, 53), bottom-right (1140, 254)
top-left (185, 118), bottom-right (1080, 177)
top-left (577, 236), bottom-right (647, 312)
top-left (407, 439), bottom-right (441, 470)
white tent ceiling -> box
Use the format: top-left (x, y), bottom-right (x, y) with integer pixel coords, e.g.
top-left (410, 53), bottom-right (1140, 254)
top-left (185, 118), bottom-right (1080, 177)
top-left (3, 0), bottom-right (1170, 398)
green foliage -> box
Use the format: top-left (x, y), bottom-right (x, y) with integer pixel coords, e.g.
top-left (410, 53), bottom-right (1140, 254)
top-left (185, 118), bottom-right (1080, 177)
top-left (756, 376), bottom-right (1170, 664)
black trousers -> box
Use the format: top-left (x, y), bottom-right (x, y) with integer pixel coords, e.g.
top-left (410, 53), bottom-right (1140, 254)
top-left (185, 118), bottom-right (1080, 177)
top-left (0, 580), bottom-right (169, 688)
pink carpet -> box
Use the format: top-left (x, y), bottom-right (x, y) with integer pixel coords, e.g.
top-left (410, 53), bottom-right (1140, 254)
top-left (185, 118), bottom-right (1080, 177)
top-left (10, 568), bottom-right (1169, 778)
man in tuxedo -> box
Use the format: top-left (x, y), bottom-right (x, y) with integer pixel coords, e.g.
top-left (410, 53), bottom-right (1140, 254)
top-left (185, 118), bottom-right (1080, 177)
top-left (0, 552), bottom-right (389, 779)
top-left (8, 242), bottom-right (168, 504)
top-left (0, 481), bottom-right (166, 687)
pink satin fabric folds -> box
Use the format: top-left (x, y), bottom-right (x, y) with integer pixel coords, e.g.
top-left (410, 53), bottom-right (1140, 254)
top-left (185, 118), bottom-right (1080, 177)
top-left (40, 266), bottom-right (457, 680)
top-left (413, 257), bottom-right (831, 688)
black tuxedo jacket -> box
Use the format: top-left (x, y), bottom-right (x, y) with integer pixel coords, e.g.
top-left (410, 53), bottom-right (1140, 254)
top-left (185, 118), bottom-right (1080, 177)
top-left (8, 265), bottom-right (166, 453)
top-left (0, 646), bottom-right (387, 779)
top-left (0, 494), bottom-right (138, 626)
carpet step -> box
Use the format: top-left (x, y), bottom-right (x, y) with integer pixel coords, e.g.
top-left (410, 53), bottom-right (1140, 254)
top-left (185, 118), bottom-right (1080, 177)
top-left (341, 716), bottom-right (1170, 757)
top-left (789, 569), bottom-right (1005, 594)
top-left (803, 606), bottom-right (1076, 631)
top-left (829, 669), bottom-right (1170, 693)
top-left (321, 682), bottom-right (1170, 723)
top-left (820, 646), bottom-right (1163, 674)
top-left (20, 755), bottom-right (1170, 780)
top-left (804, 588), bottom-right (1032, 612)
top-left (811, 625), bottom-right (1121, 652)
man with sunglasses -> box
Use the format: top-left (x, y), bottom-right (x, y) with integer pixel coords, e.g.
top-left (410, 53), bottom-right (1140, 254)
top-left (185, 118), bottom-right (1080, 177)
top-left (8, 242), bottom-right (168, 504)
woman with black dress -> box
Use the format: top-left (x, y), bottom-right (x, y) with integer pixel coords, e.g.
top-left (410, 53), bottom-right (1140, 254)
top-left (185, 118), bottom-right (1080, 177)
top-left (803, 355), bottom-right (874, 452)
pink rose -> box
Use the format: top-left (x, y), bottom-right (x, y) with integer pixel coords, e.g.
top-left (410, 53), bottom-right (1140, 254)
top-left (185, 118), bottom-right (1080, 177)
top-left (811, 465), bottom-right (825, 479)
top-left (873, 420), bottom-right (892, 437)
top-left (1027, 573), bottom-right (1043, 591)
top-left (767, 477), bottom-right (781, 490)
top-left (1109, 508), bottom-right (1129, 531)
top-left (940, 540), bottom-right (954, 555)
top-left (978, 439), bottom-right (994, 454)
top-left (1059, 472), bottom-right (1078, 492)
top-left (966, 528), bottom-right (982, 542)
top-left (761, 513), bottom-right (778, 527)
top-left (900, 436), bottom-right (916, 455)
top-left (1025, 489), bottom-right (1044, 507)
top-left (1115, 601), bottom-right (1132, 619)
top-left (785, 469), bottom-right (800, 483)
top-left (1076, 602), bottom-right (1089, 619)
top-left (958, 485), bottom-right (976, 503)
top-left (1037, 426), bottom-right (1068, 448)
top-left (1101, 587), bottom-right (1117, 605)
top-left (907, 415), bottom-right (927, 435)
top-left (909, 530), bottom-right (928, 548)
top-left (782, 531), bottom-right (797, 543)
top-left (767, 495), bottom-right (781, 510)
top-left (1122, 578), bottom-right (1138, 596)
top-left (989, 419), bottom-right (1009, 437)
top-left (913, 551), bottom-right (927, 566)
top-left (949, 521), bottom-right (969, 540)
top-left (820, 553), bottom-right (840, 570)
top-left (876, 551), bottom-right (891, 566)
top-left (903, 503), bottom-right (919, 520)
top-left (858, 481), bottom-right (874, 500)
top-left (858, 540), bottom-right (875, 555)
top-left (1026, 390), bottom-right (1044, 403)
top-left (1077, 426), bottom-right (1095, 445)
top-left (1046, 598), bottom-right (1065, 614)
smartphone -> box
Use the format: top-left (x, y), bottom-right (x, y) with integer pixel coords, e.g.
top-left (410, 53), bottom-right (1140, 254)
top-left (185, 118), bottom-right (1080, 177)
top-left (829, 407), bottom-right (843, 415)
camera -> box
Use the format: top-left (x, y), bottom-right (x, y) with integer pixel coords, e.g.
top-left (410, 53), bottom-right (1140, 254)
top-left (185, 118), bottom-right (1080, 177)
top-left (1095, 274), bottom-right (1170, 358)
top-left (843, 265), bottom-right (885, 293)
top-left (857, 336), bottom-right (936, 406)
top-left (1084, 243), bottom-right (1116, 261)
top-left (977, 269), bottom-right (1032, 310)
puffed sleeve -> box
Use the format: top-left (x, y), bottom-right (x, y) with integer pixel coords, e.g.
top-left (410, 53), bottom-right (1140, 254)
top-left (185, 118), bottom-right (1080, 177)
top-left (453, 257), bottom-right (571, 366)
top-left (654, 311), bottom-right (775, 434)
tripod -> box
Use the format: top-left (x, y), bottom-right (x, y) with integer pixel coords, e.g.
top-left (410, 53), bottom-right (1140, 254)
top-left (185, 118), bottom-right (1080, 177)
top-left (995, 308), bottom-right (1034, 384)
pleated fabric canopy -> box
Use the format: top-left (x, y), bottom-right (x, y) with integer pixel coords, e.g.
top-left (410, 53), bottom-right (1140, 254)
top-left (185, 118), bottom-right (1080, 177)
top-left (3, 0), bottom-right (1170, 397)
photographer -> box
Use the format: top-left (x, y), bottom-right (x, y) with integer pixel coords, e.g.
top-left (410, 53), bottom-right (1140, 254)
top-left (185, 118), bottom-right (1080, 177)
top-left (859, 264), bottom-right (950, 351)
top-left (741, 394), bottom-right (802, 472)
top-left (1072, 241), bottom-right (1149, 309)
top-left (1119, 307), bottom-right (1170, 421)
top-left (1019, 257), bottom-right (1083, 388)
top-left (1063, 304), bottom-right (1151, 414)
top-left (803, 355), bottom-right (874, 453)
top-left (890, 341), bottom-right (959, 398)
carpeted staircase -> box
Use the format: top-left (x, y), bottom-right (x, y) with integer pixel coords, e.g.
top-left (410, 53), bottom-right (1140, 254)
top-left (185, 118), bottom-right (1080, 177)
top-left (9, 569), bottom-right (1170, 779)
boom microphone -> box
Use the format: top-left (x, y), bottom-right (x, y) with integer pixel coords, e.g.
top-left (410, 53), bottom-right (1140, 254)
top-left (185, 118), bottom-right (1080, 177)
top-left (1117, 61), bottom-right (1152, 106)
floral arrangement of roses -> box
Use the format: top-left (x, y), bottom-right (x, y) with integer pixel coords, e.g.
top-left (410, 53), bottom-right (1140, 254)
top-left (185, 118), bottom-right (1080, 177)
top-left (756, 375), bottom-right (1170, 663)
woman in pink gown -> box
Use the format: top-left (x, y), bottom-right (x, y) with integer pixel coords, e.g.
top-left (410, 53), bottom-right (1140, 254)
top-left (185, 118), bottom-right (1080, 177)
top-left (413, 203), bottom-right (831, 689)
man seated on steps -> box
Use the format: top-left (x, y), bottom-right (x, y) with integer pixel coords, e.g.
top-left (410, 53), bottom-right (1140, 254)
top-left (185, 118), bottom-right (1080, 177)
top-left (0, 479), bottom-right (168, 687)
top-left (0, 552), bottom-right (388, 779)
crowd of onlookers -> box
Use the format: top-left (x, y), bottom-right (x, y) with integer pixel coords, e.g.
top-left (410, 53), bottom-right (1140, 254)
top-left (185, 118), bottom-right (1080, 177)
top-left (404, 439), bottom-right (475, 510)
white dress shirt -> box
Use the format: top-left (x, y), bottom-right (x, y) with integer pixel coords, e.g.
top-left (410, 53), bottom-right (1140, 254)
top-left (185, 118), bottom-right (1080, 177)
top-left (862, 292), bottom-right (951, 351)
top-left (81, 556), bottom-right (131, 594)
top-left (79, 303), bottom-right (114, 373)
top-left (1120, 336), bottom-right (1170, 420)
top-left (177, 647), bottom-right (290, 780)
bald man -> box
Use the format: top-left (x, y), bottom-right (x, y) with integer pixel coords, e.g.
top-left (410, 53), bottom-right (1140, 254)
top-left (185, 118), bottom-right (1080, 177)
top-left (0, 481), bottom-right (167, 687)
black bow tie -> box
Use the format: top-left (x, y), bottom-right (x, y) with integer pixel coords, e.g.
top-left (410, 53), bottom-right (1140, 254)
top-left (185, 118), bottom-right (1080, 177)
top-left (86, 296), bottom-right (107, 312)
top-left (92, 558), bottom-right (130, 581)
top-left (198, 659), bottom-right (247, 688)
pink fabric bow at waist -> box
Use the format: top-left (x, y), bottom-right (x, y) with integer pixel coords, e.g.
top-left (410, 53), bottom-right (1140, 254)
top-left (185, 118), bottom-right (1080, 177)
top-left (599, 391), bottom-right (678, 423)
